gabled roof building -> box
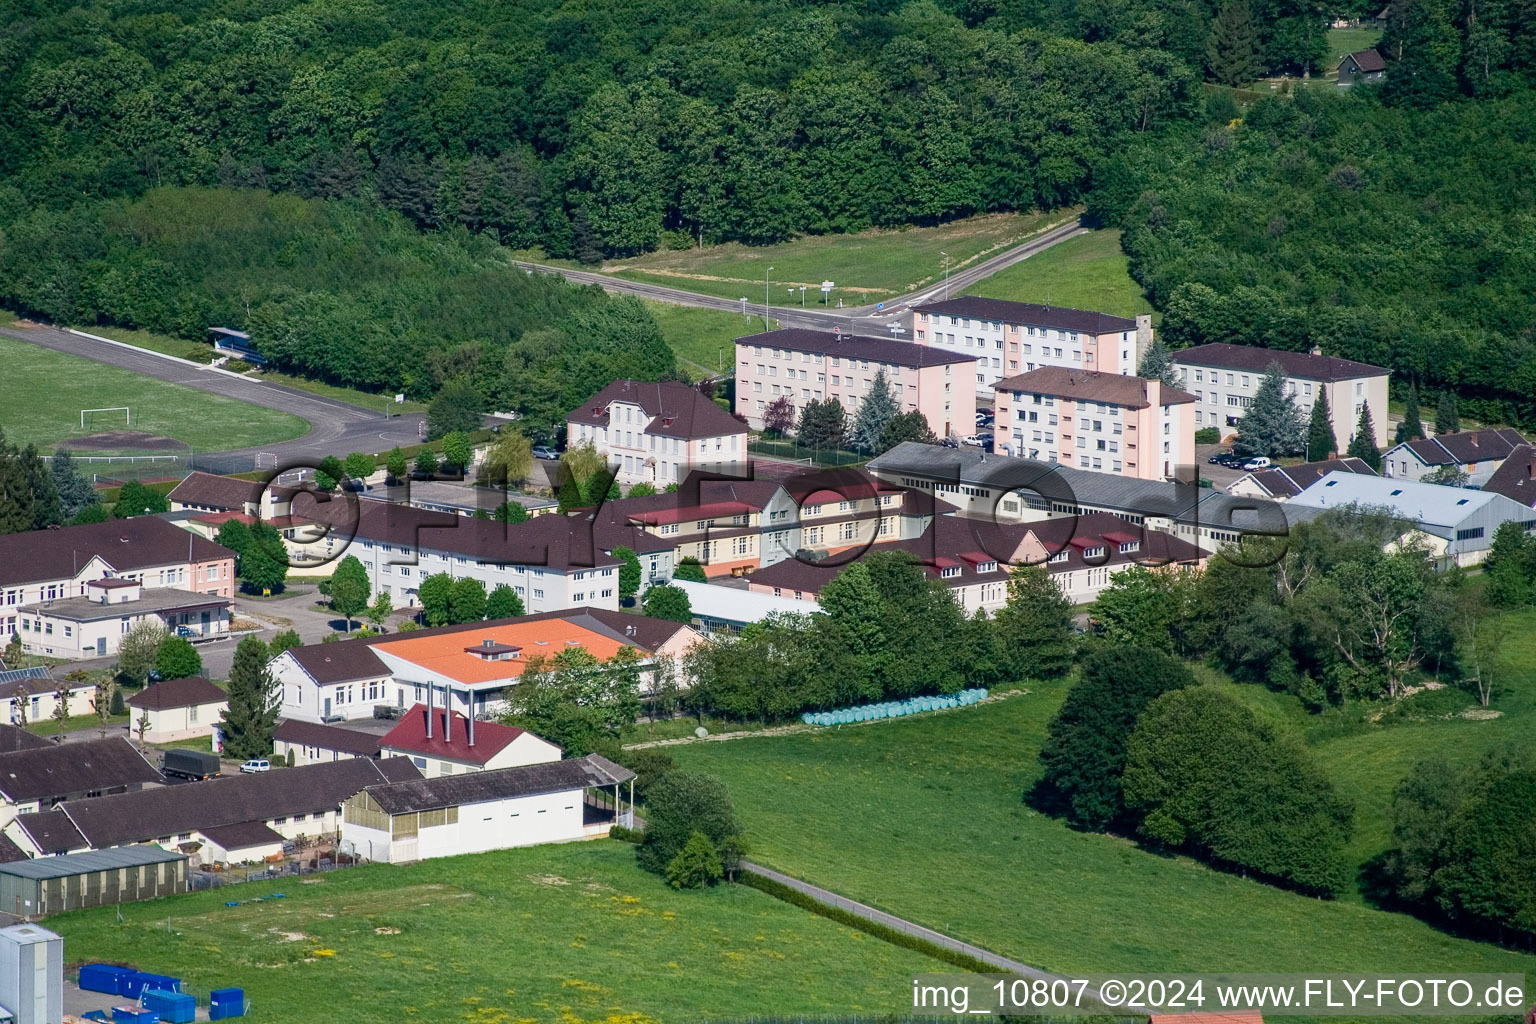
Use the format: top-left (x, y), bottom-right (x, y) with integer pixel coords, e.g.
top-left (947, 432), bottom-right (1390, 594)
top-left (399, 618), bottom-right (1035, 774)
top-left (1228, 457), bottom-right (1377, 501)
top-left (567, 379), bottom-right (748, 488)
top-left (1382, 428), bottom-right (1528, 486)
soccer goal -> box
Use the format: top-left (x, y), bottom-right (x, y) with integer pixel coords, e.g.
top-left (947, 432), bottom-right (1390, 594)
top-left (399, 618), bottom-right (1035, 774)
top-left (80, 407), bottom-right (131, 431)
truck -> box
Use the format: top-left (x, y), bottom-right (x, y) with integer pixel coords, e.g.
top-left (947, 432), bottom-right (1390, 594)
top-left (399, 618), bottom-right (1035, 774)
top-left (161, 748), bottom-right (221, 781)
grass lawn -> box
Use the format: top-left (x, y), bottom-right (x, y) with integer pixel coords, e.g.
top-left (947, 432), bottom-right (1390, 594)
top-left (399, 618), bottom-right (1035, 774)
top-left (671, 677), bottom-right (1536, 982)
top-left (1327, 26), bottom-right (1384, 65)
top-left (0, 335), bottom-right (308, 453)
top-left (598, 210), bottom-right (1074, 306)
top-left (961, 229), bottom-right (1154, 320)
top-left (49, 841), bottom-right (946, 1024)
top-left (643, 301), bottom-right (756, 378)
top-left (26, 713), bottom-right (129, 737)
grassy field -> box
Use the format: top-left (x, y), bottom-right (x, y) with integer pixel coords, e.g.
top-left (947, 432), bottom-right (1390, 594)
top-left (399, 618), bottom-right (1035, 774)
top-left (671, 670), bottom-right (1536, 982)
top-left (961, 229), bottom-right (1154, 320)
top-left (643, 301), bottom-right (756, 378)
top-left (0, 334), bottom-right (307, 453)
top-left (590, 211), bottom-right (1075, 306)
top-left (1326, 26), bottom-right (1385, 65)
top-left (50, 841), bottom-right (946, 1024)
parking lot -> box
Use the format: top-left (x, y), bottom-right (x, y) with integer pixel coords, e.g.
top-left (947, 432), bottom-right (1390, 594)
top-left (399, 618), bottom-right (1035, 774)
top-left (1196, 442), bottom-right (1254, 491)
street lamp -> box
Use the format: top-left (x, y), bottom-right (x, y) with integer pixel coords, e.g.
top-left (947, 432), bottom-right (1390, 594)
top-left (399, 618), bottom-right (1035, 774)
top-left (741, 296), bottom-right (748, 320)
top-left (799, 285), bottom-right (806, 307)
top-left (764, 267), bottom-right (774, 331)
top-left (940, 251), bottom-right (951, 299)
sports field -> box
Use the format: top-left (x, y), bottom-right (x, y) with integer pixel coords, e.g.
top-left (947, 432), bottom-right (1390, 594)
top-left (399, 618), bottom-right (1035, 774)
top-left (672, 659), bottom-right (1536, 982)
top-left (961, 229), bottom-right (1154, 320)
top-left (50, 842), bottom-right (944, 1024)
top-left (594, 210), bottom-right (1075, 306)
top-left (0, 334), bottom-right (307, 453)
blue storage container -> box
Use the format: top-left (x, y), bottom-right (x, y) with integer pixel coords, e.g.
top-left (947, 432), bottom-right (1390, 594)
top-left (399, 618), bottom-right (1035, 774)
top-left (210, 987), bottom-right (246, 1020)
top-left (80, 964), bottom-right (128, 994)
top-left (142, 988), bottom-right (195, 1024)
top-left (122, 972), bottom-right (181, 999)
top-left (112, 1008), bottom-right (157, 1024)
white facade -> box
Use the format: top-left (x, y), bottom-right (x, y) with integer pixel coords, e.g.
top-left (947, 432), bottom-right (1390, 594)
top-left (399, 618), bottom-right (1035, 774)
top-left (343, 787), bottom-right (592, 864)
top-left (270, 650), bottom-right (393, 724)
top-left (381, 730), bottom-right (562, 779)
top-left (567, 403), bottom-right (744, 487)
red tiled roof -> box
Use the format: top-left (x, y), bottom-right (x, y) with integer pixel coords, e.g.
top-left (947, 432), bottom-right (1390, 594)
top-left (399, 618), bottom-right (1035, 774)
top-left (993, 367), bottom-right (1195, 408)
top-left (1482, 443), bottom-right (1536, 508)
top-left (380, 704), bottom-right (535, 766)
top-left (0, 517), bottom-right (234, 588)
top-left (629, 500), bottom-right (753, 525)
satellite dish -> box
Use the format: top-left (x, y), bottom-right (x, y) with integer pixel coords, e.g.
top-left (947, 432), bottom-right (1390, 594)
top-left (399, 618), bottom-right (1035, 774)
top-left (694, 726), bottom-right (709, 738)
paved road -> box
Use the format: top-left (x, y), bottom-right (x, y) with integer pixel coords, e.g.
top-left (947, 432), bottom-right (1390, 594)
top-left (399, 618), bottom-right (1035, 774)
top-left (514, 216), bottom-right (1090, 335)
top-left (742, 860), bottom-right (1144, 1011)
top-left (0, 322), bottom-right (426, 470)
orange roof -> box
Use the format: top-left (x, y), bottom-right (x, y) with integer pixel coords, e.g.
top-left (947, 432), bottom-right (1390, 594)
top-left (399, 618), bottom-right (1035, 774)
top-left (370, 619), bottom-right (631, 684)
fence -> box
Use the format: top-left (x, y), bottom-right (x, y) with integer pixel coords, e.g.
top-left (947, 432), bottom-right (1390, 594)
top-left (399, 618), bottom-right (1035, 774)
top-left (748, 437), bottom-right (866, 468)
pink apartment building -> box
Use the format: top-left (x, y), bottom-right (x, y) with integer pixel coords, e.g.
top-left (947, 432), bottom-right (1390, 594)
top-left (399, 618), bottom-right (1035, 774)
top-left (735, 329), bottom-right (977, 440)
top-left (910, 297), bottom-right (1154, 397)
top-left (992, 367), bottom-right (1197, 482)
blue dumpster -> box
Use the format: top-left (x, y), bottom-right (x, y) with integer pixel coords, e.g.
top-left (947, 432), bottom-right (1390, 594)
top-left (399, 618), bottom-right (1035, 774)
top-left (80, 964), bottom-right (128, 994)
top-left (120, 972), bottom-right (181, 999)
top-left (142, 988), bottom-right (196, 1024)
top-left (210, 987), bottom-right (246, 1020)
top-left (112, 1008), bottom-right (157, 1024)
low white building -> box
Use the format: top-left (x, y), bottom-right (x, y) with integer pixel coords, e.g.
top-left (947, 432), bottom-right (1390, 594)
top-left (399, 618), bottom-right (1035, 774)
top-left (16, 578), bottom-right (231, 661)
top-left (667, 579), bottom-right (822, 633)
top-left (1381, 428), bottom-right (1528, 486)
top-left (125, 676), bottom-right (228, 743)
top-left (341, 754), bottom-right (635, 864)
top-left (567, 380), bottom-right (748, 487)
top-left (0, 666), bottom-right (95, 728)
top-left (273, 719), bottom-right (381, 766)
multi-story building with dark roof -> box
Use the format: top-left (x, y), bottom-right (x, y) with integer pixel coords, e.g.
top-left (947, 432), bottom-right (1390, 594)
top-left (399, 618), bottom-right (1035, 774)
top-left (734, 328), bottom-right (976, 439)
top-left (0, 517), bottom-right (234, 651)
top-left (909, 296), bottom-right (1154, 397)
top-left (1168, 343), bottom-right (1390, 451)
top-left (566, 379), bottom-right (748, 487)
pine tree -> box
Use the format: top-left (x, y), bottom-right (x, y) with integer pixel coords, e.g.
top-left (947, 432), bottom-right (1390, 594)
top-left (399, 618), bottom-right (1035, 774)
top-left (1396, 384), bottom-right (1425, 443)
top-left (1137, 339), bottom-right (1179, 388)
top-left (49, 450), bottom-right (99, 522)
top-left (221, 636), bottom-right (279, 760)
top-left (851, 370), bottom-right (900, 453)
top-left (1233, 363), bottom-right (1305, 458)
top-left (1435, 392), bottom-right (1460, 434)
top-left (796, 398), bottom-right (846, 450)
top-left (1347, 401), bottom-right (1383, 470)
top-left (1306, 387), bottom-right (1334, 462)
top-left (0, 437), bottom-right (34, 535)
top-left (17, 445), bottom-right (61, 529)
top-left (1206, 2), bottom-right (1264, 86)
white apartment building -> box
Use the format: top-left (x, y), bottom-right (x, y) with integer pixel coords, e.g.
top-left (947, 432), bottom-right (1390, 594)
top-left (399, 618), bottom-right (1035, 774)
top-left (735, 328), bottom-right (976, 440)
top-left (566, 380), bottom-right (748, 487)
top-left (909, 297), bottom-right (1154, 398)
top-left (1169, 343), bottom-right (1390, 452)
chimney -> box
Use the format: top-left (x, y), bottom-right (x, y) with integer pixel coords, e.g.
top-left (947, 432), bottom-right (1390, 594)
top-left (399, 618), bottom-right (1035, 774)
top-left (625, 624), bottom-right (636, 637)
top-left (425, 684), bottom-right (433, 738)
top-left (444, 693), bottom-right (453, 743)
top-left (1310, 345), bottom-right (1323, 356)
top-left (467, 704), bottom-right (476, 747)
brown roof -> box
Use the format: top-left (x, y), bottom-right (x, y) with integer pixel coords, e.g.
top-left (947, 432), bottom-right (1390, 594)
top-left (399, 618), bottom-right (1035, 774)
top-left (1342, 48), bottom-right (1386, 72)
top-left (566, 380), bottom-right (746, 441)
top-left (12, 809), bottom-right (86, 854)
top-left (380, 705), bottom-right (531, 766)
top-left (274, 718), bottom-right (382, 757)
top-left (1396, 428), bottom-right (1527, 467)
top-left (0, 724), bottom-right (52, 754)
top-left (914, 296), bottom-right (1138, 334)
top-left (1482, 444), bottom-right (1536, 508)
top-left (1171, 343), bottom-right (1386, 382)
top-left (0, 833), bottom-right (29, 864)
top-left (21, 756), bottom-right (420, 849)
top-left (993, 367), bottom-right (1195, 408)
top-left (0, 737), bottom-right (163, 803)
top-left (167, 471), bottom-right (261, 511)
top-left (125, 676), bottom-right (227, 710)
top-left (198, 819), bottom-right (285, 850)
top-left (736, 328), bottom-right (976, 368)
top-left (0, 517), bottom-right (234, 588)
top-left (1241, 457), bottom-right (1377, 499)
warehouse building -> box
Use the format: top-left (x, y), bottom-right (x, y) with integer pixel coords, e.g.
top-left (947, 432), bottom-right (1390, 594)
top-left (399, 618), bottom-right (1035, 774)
top-left (0, 846), bottom-right (187, 918)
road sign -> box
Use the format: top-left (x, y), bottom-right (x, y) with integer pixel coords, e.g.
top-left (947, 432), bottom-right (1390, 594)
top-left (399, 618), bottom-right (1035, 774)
top-left (820, 281), bottom-right (834, 292)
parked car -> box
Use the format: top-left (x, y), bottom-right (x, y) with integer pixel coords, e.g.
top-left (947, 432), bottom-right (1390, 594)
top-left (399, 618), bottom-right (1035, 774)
top-left (938, 437), bottom-right (960, 448)
top-left (1207, 449), bottom-right (1233, 465)
top-left (961, 434), bottom-right (986, 447)
top-left (975, 411), bottom-right (994, 426)
top-left (239, 758), bottom-right (271, 774)
top-left (532, 445), bottom-right (559, 460)
top-left (1242, 456), bottom-right (1272, 471)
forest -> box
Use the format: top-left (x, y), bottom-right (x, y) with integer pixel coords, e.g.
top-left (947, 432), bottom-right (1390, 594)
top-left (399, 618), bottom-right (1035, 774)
top-left (1, 0), bottom-right (1533, 414)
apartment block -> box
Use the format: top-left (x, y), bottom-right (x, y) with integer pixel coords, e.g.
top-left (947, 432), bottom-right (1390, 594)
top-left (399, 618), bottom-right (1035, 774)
top-left (566, 380), bottom-right (748, 487)
top-left (1169, 343), bottom-right (1389, 452)
top-left (992, 368), bottom-right (1196, 481)
top-left (909, 297), bottom-right (1153, 397)
top-left (735, 328), bottom-right (976, 440)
